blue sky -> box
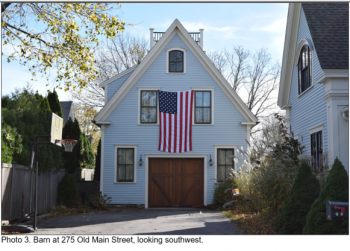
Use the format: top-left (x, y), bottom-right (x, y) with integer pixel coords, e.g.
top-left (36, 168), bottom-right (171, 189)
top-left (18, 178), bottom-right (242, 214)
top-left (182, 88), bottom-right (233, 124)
top-left (1, 3), bottom-right (288, 101)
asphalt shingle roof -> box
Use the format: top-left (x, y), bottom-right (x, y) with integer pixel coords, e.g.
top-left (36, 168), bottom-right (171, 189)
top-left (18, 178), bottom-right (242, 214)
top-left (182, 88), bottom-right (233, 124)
top-left (60, 101), bottom-right (73, 123)
top-left (302, 3), bottom-right (349, 69)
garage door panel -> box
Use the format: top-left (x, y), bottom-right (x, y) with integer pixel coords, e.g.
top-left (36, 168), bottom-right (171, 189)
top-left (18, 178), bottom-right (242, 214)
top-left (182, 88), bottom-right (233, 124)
top-left (149, 158), bottom-right (204, 208)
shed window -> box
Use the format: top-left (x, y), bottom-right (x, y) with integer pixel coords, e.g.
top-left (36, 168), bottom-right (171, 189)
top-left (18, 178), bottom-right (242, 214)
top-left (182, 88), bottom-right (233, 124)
top-left (195, 91), bottom-right (211, 124)
top-left (298, 45), bottom-right (311, 94)
top-left (169, 50), bottom-right (184, 72)
top-left (217, 148), bottom-right (234, 181)
top-left (310, 131), bottom-right (322, 169)
top-left (141, 91), bottom-right (157, 123)
top-left (117, 148), bottom-right (134, 182)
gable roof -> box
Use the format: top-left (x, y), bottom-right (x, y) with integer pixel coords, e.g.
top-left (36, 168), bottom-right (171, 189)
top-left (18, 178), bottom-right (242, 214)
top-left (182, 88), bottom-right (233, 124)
top-left (60, 101), bottom-right (73, 123)
top-left (302, 3), bottom-right (349, 69)
top-left (94, 19), bottom-right (257, 123)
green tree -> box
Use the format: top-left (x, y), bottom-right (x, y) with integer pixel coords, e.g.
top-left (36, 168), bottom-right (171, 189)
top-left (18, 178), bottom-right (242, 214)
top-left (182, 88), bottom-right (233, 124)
top-left (2, 3), bottom-right (130, 91)
top-left (57, 172), bottom-right (78, 207)
top-left (35, 91), bottom-right (51, 113)
top-left (303, 158), bottom-right (349, 234)
top-left (94, 139), bottom-right (101, 181)
top-left (80, 132), bottom-right (95, 169)
top-left (1, 123), bottom-right (23, 163)
top-left (278, 162), bottom-right (320, 234)
top-left (2, 86), bottom-right (64, 172)
top-left (47, 89), bottom-right (63, 118)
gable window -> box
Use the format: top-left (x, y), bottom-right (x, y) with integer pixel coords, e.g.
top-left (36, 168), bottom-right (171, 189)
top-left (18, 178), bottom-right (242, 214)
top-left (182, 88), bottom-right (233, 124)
top-left (310, 131), bottom-right (322, 169)
top-left (116, 147), bottom-right (135, 182)
top-left (298, 45), bottom-right (311, 94)
top-left (169, 50), bottom-right (184, 72)
top-left (217, 148), bottom-right (234, 181)
top-left (141, 91), bottom-right (157, 123)
top-left (195, 91), bottom-right (212, 124)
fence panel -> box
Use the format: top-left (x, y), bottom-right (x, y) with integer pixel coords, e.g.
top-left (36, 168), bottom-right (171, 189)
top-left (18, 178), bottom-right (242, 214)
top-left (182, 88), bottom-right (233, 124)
top-left (1, 164), bottom-right (65, 221)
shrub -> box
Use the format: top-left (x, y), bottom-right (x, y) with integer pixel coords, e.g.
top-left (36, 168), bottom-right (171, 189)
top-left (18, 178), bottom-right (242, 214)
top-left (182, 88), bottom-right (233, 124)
top-left (1, 123), bottom-right (23, 163)
top-left (303, 158), bottom-right (349, 234)
top-left (277, 162), bottom-right (320, 234)
top-left (213, 180), bottom-right (238, 207)
top-left (89, 192), bottom-right (111, 209)
top-left (57, 172), bottom-right (78, 207)
top-left (94, 139), bottom-right (101, 181)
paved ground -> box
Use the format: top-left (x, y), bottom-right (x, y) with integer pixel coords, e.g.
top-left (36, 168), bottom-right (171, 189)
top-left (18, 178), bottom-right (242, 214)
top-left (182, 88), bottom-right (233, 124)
top-left (31, 208), bottom-right (241, 235)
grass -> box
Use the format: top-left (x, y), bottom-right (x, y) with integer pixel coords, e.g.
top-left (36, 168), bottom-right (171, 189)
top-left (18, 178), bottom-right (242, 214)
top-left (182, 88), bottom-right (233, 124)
top-left (222, 209), bottom-right (278, 234)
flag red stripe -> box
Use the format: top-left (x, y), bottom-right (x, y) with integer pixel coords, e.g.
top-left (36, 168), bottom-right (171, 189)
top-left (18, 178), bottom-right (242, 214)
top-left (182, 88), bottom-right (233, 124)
top-left (158, 111), bottom-right (161, 151)
top-left (174, 114), bottom-right (177, 153)
top-left (189, 90), bottom-right (194, 151)
top-left (179, 92), bottom-right (183, 153)
top-left (163, 112), bottom-right (166, 152)
top-left (168, 114), bottom-right (171, 152)
top-left (184, 91), bottom-right (188, 152)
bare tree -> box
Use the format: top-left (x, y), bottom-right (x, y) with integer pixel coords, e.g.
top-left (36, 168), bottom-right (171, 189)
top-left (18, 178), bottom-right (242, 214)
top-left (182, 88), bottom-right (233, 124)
top-left (245, 48), bottom-right (280, 119)
top-left (70, 32), bottom-right (148, 108)
top-left (208, 46), bottom-right (280, 120)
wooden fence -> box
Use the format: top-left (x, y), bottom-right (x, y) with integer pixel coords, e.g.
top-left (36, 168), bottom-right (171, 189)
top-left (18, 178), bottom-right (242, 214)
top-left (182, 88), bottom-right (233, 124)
top-left (1, 163), bottom-right (65, 221)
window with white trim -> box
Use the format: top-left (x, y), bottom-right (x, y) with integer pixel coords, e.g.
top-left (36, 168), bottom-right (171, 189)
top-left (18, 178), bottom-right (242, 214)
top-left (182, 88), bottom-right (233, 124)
top-left (115, 147), bottom-right (136, 182)
top-left (298, 45), bottom-right (311, 94)
top-left (310, 131), bottom-right (322, 169)
top-left (140, 91), bottom-right (157, 123)
top-left (194, 91), bottom-right (212, 124)
top-left (166, 47), bottom-right (186, 73)
top-left (217, 148), bottom-right (235, 181)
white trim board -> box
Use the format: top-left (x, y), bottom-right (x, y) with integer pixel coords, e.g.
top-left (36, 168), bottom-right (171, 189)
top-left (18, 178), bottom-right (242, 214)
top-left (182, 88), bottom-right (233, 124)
top-left (94, 19), bottom-right (257, 124)
top-left (144, 154), bottom-right (208, 208)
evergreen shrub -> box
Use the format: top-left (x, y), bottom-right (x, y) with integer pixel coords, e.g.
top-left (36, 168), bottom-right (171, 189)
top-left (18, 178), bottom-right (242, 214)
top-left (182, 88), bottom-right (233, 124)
top-left (57, 172), bottom-right (78, 207)
top-left (278, 162), bottom-right (320, 234)
top-left (94, 139), bottom-right (101, 181)
top-left (303, 158), bottom-right (349, 234)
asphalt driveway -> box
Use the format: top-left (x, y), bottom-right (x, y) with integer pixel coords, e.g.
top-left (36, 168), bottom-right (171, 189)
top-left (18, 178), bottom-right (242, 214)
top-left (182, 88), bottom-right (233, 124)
top-left (32, 208), bottom-right (241, 235)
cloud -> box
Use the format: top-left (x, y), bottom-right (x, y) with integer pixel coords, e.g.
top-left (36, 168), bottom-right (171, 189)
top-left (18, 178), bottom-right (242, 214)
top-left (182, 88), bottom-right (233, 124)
top-left (250, 18), bottom-right (286, 33)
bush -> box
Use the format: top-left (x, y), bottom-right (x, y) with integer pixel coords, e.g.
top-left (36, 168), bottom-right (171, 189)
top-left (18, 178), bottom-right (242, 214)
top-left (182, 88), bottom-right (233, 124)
top-left (1, 123), bottom-right (23, 163)
top-left (94, 139), bottom-right (101, 181)
top-left (57, 172), bottom-right (78, 207)
top-left (303, 158), bottom-right (349, 234)
top-left (277, 162), bottom-right (320, 234)
top-left (89, 192), bottom-right (111, 209)
top-left (213, 180), bottom-right (238, 207)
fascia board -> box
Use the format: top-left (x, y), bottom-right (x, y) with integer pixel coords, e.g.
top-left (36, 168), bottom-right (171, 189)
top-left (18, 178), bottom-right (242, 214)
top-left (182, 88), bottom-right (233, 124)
top-left (95, 21), bottom-right (179, 122)
top-left (278, 3), bottom-right (301, 108)
top-left (96, 19), bottom-right (257, 123)
top-left (99, 65), bottom-right (138, 88)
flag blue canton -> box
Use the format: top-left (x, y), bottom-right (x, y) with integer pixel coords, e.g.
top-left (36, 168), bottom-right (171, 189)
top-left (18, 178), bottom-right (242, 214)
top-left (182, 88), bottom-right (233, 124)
top-left (159, 90), bottom-right (177, 114)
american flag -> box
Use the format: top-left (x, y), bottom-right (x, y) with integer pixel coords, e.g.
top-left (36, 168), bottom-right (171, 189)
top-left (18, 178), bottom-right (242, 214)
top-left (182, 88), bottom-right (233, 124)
top-left (158, 90), bottom-right (194, 153)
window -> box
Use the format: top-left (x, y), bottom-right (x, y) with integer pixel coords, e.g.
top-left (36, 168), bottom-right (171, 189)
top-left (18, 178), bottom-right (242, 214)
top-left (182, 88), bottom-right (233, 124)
top-left (195, 91), bottom-right (211, 124)
top-left (310, 131), bottom-right (322, 169)
top-left (217, 148), bottom-right (234, 181)
top-left (298, 45), bottom-right (311, 94)
top-left (140, 91), bottom-right (157, 123)
top-left (116, 148), bottom-right (135, 182)
top-left (169, 50), bottom-right (184, 72)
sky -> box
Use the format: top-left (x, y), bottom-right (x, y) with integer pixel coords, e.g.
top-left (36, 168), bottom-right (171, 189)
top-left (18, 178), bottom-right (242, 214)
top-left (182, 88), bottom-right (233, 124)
top-left (1, 3), bottom-right (288, 101)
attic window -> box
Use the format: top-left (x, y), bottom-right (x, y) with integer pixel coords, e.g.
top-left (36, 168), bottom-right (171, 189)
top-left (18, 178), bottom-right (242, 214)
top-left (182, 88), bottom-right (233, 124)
top-left (169, 50), bottom-right (184, 72)
top-left (298, 45), bottom-right (311, 94)
top-left (166, 47), bottom-right (186, 73)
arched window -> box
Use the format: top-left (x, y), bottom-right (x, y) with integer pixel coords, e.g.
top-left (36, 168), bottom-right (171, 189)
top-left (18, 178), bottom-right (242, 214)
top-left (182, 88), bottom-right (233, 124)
top-left (169, 50), bottom-right (184, 72)
top-left (298, 45), bottom-right (311, 94)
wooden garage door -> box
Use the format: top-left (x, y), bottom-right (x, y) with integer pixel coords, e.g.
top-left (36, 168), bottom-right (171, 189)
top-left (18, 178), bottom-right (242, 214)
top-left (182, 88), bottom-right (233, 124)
top-left (148, 158), bottom-right (204, 207)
